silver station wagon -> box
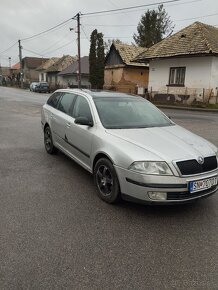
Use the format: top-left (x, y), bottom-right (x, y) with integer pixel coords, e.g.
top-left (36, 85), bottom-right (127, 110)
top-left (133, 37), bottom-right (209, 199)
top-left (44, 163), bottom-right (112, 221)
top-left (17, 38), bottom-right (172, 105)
top-left (41, 89), bottom-right (218, 204)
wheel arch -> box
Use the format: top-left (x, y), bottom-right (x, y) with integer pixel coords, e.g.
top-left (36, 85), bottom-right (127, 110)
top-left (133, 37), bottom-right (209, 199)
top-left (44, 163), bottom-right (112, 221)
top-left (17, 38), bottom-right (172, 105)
top-left (92, 152), bottom-right (115, 173)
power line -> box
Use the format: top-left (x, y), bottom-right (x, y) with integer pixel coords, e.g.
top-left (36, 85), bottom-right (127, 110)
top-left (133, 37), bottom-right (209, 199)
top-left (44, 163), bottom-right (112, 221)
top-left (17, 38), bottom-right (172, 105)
top-left (81, 25), bottom-right (89, 41)
top-left (83, 23), bottom-right (135, 27)
top-left (21, 16), bottom-right (77, 42)
top-left (0, 42), bottom-right (17, 55)
top-left (0, 0), bottom-right (200, 53)
top-left (23, 48), bottom-right (45, 57)
top-left (0, 55), bottom-right (11, 60)
top-left (0, 0), bottom-right (205, 65)
top-left (104, 36), bottom-right (133, 39)
top-left (81, 0), bottom-right (182, 16)
top-left (43, 40), bottom-right (73, 55)
top-left (83, 23), bottom-right (134, 27)
top-left (175, 12), bottom-right (218, 21)
top-left (82, 11), bottom-right (218, 27)
top-left (106, 0), bottom-right (128, 17)
top-left (23, 40), bottom-right (76, 58)
top-left (39, 31), bottom-right (72, 54)
top-left (107, 0), bottom-right (118, 7)
top-left (82, 0), bottom-right (201, 18)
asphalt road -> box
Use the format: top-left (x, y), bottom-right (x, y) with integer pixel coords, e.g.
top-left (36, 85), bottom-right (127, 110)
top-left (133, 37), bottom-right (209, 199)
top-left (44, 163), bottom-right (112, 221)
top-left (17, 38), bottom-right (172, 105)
top-left (0, 86), bottom-right (218, 290)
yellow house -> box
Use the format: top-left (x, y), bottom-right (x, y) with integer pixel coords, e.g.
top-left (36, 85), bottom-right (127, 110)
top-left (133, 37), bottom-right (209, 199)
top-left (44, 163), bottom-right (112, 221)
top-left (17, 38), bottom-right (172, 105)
top-left (104, 43), bottom-right (148, 94)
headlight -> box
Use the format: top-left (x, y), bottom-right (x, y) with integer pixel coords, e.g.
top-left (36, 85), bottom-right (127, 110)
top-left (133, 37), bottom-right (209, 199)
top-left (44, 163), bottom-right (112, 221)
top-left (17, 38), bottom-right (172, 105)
top-left (129, 161), bottom-right (173, 175)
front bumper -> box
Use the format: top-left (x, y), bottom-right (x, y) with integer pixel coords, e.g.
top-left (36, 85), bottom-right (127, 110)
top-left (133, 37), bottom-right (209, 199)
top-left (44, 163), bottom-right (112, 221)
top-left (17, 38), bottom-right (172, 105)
top-left (115, 165), bottom-right (218, 204)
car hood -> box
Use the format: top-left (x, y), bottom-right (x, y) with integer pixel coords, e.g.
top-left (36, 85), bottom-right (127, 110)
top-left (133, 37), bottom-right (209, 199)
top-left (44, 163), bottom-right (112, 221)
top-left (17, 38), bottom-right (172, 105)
top-left (106, 125), bottom-right (217, 162)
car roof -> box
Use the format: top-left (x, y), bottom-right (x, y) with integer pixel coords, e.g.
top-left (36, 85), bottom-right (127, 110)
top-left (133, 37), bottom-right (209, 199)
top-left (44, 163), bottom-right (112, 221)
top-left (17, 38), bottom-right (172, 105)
top-left (84, 90), bottom-right (136, 99)
top-left (55, 89), bottom-right (139, 99)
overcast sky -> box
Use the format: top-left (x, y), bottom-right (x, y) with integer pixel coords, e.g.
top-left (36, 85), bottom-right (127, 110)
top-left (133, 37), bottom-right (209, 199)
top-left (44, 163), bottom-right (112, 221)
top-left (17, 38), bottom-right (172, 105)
top-left (0, 0), bottom-right (218, 66)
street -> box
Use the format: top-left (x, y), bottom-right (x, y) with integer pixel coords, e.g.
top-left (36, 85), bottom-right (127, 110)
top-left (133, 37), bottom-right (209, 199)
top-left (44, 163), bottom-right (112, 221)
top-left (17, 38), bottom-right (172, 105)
top-left (0, 86), bottom-right (218, 290)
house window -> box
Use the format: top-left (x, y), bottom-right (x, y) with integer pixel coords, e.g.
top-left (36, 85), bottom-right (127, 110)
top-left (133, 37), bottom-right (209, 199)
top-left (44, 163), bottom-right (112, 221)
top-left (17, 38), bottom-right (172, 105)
top-left (169, 67), bottom-right (186, 86)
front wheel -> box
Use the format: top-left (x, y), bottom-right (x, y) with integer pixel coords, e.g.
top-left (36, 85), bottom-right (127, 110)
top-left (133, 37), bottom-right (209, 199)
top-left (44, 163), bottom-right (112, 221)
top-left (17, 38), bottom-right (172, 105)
top-left (94, 158), bottom-right (121, 203)
top-left (44, 126), bottom-right (58, 154)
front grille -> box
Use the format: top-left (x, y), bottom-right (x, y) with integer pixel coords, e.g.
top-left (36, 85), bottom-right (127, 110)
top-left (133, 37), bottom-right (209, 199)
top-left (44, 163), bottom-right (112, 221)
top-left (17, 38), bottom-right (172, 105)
top-left (167, 185), bottom-right (218, 200)
top-left (176, 156), bottom-right (217, 175)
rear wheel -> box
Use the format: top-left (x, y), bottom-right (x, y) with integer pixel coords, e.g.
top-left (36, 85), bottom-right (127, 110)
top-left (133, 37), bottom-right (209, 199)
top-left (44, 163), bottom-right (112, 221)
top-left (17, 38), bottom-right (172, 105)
top-left (94, 158), bottom-right (121, 203)
top-left (44, 126), bottom-right (58, 154)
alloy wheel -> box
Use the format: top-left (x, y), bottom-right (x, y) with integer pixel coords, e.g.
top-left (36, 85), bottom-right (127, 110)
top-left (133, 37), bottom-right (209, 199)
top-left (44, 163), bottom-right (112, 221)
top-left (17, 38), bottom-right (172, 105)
top-left (44, 128), bottom-right (52, 151)
top-left (96, 165), bottom-right (114, 196)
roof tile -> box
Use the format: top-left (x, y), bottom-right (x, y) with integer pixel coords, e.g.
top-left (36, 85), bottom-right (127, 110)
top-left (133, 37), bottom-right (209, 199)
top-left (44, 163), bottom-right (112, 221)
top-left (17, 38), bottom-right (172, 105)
top-left (46, 55), bottom-right (77, 72)
top-left (58, 56), bottom-right (89, 75)
top-left (135, 22), bottom-right (218, 61)
top-left (36, 57), bottom-right (60, 71)
top-left (112, 43), bottom-right (148, 66)
top-left (22, 57), bottom-right (49, 69)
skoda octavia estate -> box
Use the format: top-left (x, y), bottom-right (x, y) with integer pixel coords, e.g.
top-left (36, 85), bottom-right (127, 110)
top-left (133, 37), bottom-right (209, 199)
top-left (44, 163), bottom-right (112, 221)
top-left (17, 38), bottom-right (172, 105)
top-left (41, 89), bottom-right (218, 204)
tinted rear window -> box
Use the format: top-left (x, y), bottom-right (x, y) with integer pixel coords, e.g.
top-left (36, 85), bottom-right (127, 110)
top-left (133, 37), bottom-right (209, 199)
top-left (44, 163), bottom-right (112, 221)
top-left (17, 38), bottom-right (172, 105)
top-left (47, 92), bottom-right (62, 108)
top-left (57, 93), bottom-right (76, 115)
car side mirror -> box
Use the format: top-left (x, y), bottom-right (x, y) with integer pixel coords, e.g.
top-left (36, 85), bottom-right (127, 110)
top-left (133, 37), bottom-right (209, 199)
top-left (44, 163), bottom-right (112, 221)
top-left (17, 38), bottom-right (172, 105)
top-left (75, 116), bottom-right (93, 127)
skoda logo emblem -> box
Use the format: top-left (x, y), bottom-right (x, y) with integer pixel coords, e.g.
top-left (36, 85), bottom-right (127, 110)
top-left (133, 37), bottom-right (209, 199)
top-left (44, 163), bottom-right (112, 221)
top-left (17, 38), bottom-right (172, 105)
top-left (197, 156), bottom-right (204, 165)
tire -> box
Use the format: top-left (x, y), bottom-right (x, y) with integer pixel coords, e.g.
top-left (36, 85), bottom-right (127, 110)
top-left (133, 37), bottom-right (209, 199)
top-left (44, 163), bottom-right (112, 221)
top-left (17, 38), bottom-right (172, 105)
top-left (44, 126), bottom-right (58, 154)
top-left (94, 158), bottom-right (121, 204)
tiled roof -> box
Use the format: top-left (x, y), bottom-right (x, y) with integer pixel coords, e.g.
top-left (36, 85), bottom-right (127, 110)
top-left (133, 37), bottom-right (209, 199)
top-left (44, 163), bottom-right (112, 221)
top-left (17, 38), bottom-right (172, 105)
top-left (11, 62), bottom-right (20, 70)
top-left (22, 57), bottom-right (49, 69)
top-left (58, 56), bottom-right (89, 75)
top-left (36, 57), bottom-right (60, 71)
top-left (135, 22), bottom-right (218, 61)
top-left (108, 43), bottom-right (148, 67)
top-left (46, 55), bottom-right (77, 73)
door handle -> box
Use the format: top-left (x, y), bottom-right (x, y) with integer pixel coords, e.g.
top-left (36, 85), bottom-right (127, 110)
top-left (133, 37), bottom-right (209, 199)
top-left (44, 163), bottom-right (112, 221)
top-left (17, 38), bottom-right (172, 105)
top-left (50, 114), bottom-right (53, 119)
top-left (66, 122), bottom-right (71, 128)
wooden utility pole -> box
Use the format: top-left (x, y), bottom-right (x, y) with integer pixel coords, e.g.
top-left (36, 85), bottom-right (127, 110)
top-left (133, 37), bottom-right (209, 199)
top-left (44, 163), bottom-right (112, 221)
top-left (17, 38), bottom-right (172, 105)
top-left (18, 40), bottom-right (23, 88)
top-left (77, 13), bottom-right (81, 89)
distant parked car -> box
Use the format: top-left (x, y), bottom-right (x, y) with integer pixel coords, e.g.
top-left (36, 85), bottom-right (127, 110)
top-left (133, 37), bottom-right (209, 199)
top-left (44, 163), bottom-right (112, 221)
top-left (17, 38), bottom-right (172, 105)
top-left (30, 82), bottom-right (39, 92)
top-left (41, 89), bottom-right (218, 205)
top-left (35, 82), bottom-right (50, 93)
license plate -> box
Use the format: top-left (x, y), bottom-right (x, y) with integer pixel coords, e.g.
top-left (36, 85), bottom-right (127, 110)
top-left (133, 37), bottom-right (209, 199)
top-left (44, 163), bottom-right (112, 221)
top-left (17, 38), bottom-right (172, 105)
top-left (189, 177), bottom-right (218, 193)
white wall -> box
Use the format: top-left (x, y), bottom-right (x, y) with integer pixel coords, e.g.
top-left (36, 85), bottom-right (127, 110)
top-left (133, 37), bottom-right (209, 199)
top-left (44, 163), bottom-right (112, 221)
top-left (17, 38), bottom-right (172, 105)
top-left (210, 57), bottom-right (218, 91)
top-left (39, 72), bottom-right (47, 82)
top-left (149, 56), bottom-right (215, 93)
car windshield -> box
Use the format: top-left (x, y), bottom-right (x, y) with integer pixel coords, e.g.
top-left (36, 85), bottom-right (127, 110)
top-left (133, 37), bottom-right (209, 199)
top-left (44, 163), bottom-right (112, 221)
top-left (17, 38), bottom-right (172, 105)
top-left (94, 97), bottom-right (173, 129)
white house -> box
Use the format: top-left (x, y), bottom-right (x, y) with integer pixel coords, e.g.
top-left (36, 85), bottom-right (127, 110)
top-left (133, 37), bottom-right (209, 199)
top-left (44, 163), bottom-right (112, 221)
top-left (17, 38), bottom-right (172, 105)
top-left (135, 22), bottom-right (218, 104)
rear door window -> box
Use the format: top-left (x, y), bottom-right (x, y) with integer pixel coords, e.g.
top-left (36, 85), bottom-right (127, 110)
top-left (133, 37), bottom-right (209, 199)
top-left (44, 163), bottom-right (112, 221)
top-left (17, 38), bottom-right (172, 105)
top-left (72, 95), bottom-right (93, 121)
top-left (47, 92), bottom-right (62, 109)
top-left (57, 92), bottom-right (77, 115)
